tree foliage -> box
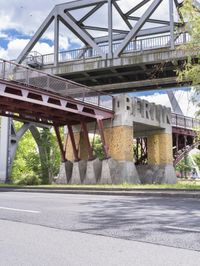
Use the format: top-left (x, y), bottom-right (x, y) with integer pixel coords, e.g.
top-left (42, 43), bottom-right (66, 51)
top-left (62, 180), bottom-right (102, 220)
top-left (91, 135), bottom-right (104, 160)
top-left (178, 0), bottom-right (200, 86)
top-left (11, 123), bottom-right (61, 185)
top-left (175, 155), bottom-right (193, 178)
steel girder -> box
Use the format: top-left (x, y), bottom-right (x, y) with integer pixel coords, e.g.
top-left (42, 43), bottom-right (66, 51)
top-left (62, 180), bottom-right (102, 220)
top-left (0, 80), bottom-right (113, 126)
top-left (16, 0), bottom-right (188, 64)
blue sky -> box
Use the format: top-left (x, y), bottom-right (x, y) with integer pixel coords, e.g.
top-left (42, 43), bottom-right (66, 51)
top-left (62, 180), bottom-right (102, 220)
top-left (0, 0), bottom-right (197, 116)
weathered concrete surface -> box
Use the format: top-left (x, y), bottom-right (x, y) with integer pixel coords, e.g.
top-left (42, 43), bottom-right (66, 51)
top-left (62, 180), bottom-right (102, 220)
top-left (84, 158), bottom-right (102, 184)
top-left (70, 160), bottom-right (87, 184)
top-left (59, 94), bottom-right (175, 185)
top-left (100, 158), bottom-right (118, 184)
top-left (100, 159), bottom-right (140, 184)
top-left (104, 126), bottom-right (134, 161)
top-left (56, 161), bottom-right (73, 184)
top-left (147, 133), bottom-right (173, 165)
top-left (137, 164), bottom-right (177, 184)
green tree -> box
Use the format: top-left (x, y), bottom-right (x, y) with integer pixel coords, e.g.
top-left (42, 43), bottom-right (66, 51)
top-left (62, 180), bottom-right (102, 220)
top-left (192, 151), bottom-right (200, 170)
top-left (91, 135), bottom-right (104, 160)
top-left (12, 123), bottom-right (41, 185)
top-left (178, 0), bottom-right (200, 86)
top-left (28, 126), bottom-right (61, 184)
top-left (12, 123), bottom-right (61, 185)
top-left (176, 155), bottom-right (193, 178)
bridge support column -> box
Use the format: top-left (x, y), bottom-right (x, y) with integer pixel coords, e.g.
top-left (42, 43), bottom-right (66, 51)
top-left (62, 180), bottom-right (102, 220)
top-left (100, 125), bottom-right (140, 184)
top-left (140, 131), bottom-right (177, 184)
top-left (64, 126), bottom-right (92, 184)
top-left (0, 117), bottom-right (10, 183)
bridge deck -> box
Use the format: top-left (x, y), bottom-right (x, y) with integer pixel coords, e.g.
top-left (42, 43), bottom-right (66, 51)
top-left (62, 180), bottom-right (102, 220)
top-left (0, 60), bottom-right (114, 126)
top-left (26, 33), bottom-right (193, 92)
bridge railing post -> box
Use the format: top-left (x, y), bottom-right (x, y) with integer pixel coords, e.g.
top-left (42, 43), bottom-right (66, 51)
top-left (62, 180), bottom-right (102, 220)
top-left (2, 60), bottom-right (5, 80)
top-left (140, 40), bottom-right (143, 52)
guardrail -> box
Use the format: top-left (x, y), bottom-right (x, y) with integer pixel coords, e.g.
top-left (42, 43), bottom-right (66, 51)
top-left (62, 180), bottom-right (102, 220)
top-left (0, 59), bottom-right (114, 111)
top-left (171, 113), bottom-right (200, 130)
top-left (25, 32), bottom-right (190, 66)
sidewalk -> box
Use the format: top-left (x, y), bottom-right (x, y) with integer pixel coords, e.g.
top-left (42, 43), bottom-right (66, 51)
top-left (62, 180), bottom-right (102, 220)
top-left (0, 186), bottom-right (200, 198)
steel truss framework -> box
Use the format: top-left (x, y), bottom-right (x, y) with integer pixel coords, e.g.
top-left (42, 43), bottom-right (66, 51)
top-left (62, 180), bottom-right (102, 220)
top-left (135, 137), bottom-right (148, 165)
top-left (0, 59), bottom-right (114, 173)
top-left (16, 0), bottom-right (197, 65)
top-left (0, 80), bottom-right (112, 162)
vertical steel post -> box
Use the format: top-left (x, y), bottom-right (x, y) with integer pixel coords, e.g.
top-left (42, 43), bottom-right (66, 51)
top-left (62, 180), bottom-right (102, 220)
top-left (81, 121), bottom-right (94, 161)
top-left (67, 124), bottom-right (79, 162)
top-left (96, 119), bottom-right (109, 159)
top-left (54, 126), bottom-right (66, 162)
top-left (54, 14), bottom-right (59, 66)
top-left (0, 117), bottom-right (10, 183)
top-left (169, 0), bottom-right (175, 49)
top-left (108, 0), bottom-right (113, 59)
top-left (176, 133), bottom-right (179, 153)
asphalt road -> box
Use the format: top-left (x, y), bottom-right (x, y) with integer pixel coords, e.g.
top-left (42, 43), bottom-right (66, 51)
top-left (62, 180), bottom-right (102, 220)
top-left (0, 192), bottom-right (200, 266)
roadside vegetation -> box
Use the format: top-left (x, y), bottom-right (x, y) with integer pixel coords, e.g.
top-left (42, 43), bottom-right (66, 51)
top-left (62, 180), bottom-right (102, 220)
top-left (1, 180), bottom-right (200, 190)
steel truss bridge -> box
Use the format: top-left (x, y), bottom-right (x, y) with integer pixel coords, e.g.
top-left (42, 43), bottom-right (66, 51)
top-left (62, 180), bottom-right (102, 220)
top-left (1, 0), bottom-right (200, 181)
top-left (16, 0), bottom-right (200, 92)
top-left (0, 59), bottom-right (114, 163)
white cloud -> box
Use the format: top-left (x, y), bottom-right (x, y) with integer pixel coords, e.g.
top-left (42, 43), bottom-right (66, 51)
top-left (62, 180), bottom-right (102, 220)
top-left (139, 90), bottom-right (198, 117)
top-left (0, 38), bottom-right (54, 60)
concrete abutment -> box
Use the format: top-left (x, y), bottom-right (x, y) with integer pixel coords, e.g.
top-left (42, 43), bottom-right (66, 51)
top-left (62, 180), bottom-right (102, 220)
top-left (57, 94), bottom-right (177, 185)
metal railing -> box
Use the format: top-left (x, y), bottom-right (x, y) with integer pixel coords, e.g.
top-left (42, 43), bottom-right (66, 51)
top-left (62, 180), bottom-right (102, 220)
top-left (174, 141), bottom-right (200, 166)
top-left (171, 113), bottom-right (200, 130)
top-left (24, 32), bottom-right (190, 66)
top-left (0, 59), bottom-right (113, 111)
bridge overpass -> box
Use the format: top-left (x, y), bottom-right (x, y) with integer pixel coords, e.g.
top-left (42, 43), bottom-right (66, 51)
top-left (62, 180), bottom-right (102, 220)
top-left (25, 33), bottom-right (191, 92)
top-left (1, 0), bottom-right (200, 184)
top-left (15, 0), bottom-right (199, 92)
top-left (0, 59), bottom-right (113, 181)
top-left (0, 59), bottom-right (199, 184)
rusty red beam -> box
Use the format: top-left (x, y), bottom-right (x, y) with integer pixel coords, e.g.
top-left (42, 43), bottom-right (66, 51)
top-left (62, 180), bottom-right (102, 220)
top-left (67, 124), bottom-right (80, 162)
top-left (54, 126), bottom-right (66, 162)
top-left (0, 80), bottom-right (114, 121)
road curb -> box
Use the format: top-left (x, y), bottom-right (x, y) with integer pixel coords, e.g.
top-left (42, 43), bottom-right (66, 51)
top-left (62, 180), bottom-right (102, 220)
top-left (0, 187), bottom-right (200, 198)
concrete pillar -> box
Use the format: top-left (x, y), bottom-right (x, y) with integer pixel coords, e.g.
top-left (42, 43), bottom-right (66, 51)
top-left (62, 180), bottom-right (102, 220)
top-left (145, 131), bottom-right (177, 184)
top-left (65, 130), bottom-right (89, 184)
top-left (101, 125), bottom-right (140, 184)
top-left (104, 125), bottom-right (134, 161)
top-left (147, 133), bottom-right (173, 165)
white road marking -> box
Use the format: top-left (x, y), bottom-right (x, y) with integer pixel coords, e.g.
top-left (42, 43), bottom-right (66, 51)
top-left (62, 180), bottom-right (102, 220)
top-left (164, 225), bottom-right (200, 233)
top-left (0, 207), bottom-right (40, 214)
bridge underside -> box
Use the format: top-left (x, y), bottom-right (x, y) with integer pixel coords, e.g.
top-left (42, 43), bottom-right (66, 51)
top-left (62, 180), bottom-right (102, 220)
top-left (45, 47), bottom-right (195, 93)
top-left (0, 80), bottom-right (113, 126)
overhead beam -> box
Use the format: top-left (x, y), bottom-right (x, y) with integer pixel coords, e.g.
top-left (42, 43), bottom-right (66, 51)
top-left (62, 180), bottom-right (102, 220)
top-left (82, 25), bottom-right (128, 34)
top-left (108, 0), bottom-right (113, 58)
top-left (125, 0), bottom-right (151, 16)
top-left (113, 1), bottom-right (132, 29)
top-left (56, 0), bottom-right (111, 11)
top-left (59, 12), bottom-right (106, 58)
top-left (114, 0), bottom-right (163, 57)
top-left (94, 25), bottom-right (171, 44)
top-left (128, 16), bottom-right (182, 27)
top-left (78, 3), bottom-right (104, 24)
top-left (169, 0), bottom-right (175, 49)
